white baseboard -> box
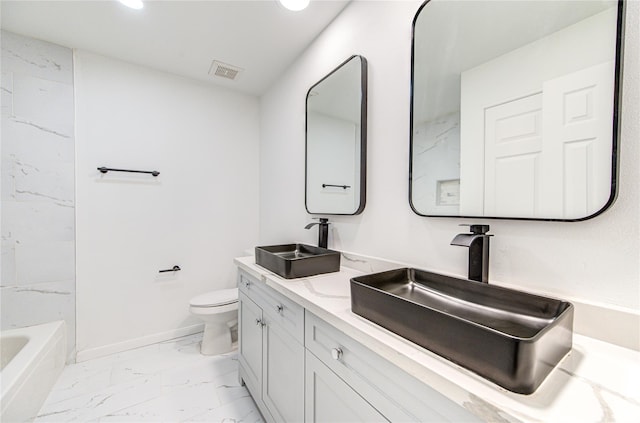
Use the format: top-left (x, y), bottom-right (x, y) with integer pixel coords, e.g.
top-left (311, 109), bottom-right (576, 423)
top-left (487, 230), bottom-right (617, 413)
top-left (75, 323), bottom-right (204, 362)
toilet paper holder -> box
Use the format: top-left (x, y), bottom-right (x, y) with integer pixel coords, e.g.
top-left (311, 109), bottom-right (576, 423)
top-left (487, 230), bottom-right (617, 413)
top-left (159, 265), bottom-right (181, 273)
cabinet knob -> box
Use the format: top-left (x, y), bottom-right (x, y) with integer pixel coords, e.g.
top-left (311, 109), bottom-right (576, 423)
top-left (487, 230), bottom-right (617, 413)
top-left (255, 318), bottom-right (265, 327)
top-left (245, 281), bottom-right (251, 288)
top-left (276, 304), bottom-right (284, 314)
top-left (331, 348), bottom-right (343, 360)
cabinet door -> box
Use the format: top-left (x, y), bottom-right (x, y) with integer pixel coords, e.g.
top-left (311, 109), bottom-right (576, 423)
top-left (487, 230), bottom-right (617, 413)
top-left (305, 351), bottom-right (388, 423)
top-left (238, 292), bottom-right (263, 397)
top-left (263, 317), bottom-right (305, 423)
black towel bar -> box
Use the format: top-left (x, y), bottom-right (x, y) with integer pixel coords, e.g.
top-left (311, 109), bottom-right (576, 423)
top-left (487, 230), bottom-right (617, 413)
top-left (322, 184), bottom-right (350, 189)
top-left (98, 167), bottom-right (160, 177)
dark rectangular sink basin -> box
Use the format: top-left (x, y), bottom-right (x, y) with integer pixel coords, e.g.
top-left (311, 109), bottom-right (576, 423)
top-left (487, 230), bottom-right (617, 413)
top-left (255, 244), bottom-right (341, 279)
top-left (351, 268), bottom-right (573, 394)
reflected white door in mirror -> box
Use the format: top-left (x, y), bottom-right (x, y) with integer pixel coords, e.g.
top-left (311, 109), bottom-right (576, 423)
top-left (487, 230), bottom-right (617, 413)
top-left (410, 0), bottom-right (623, 220)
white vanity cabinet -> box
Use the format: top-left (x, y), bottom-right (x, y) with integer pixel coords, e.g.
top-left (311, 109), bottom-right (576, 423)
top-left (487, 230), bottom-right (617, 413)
top-left (238, 270), bottom-right (305, 423)
top-left (237, 268), bottom-right (479, 423)
top-left (305, 311), bottom-right (481, 423)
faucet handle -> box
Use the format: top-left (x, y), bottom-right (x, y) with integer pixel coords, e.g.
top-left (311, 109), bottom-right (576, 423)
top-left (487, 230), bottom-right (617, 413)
top-left (459, 224), bottom-right (490, 235)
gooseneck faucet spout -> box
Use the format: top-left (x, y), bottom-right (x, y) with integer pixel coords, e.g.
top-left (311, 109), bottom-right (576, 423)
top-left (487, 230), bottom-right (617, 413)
top-left (451, 224), bottom-right (493, 283)
top-left (305, 218), bottom-right (330, 249)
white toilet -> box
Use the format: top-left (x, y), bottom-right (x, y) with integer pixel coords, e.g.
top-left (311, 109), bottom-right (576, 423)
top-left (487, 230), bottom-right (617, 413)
top-left (189, 288), bottom-right (239, 355)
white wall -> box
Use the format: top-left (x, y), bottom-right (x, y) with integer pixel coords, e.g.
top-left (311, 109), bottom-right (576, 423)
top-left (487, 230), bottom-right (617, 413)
top-left (75, 51), bottom-right (259, 359)
top-left (307, 111), bottom-right (359, 213)
top-left (259, 1), bottom-right (639, 310)
top-left (1, 31), bottom-right (76, 359)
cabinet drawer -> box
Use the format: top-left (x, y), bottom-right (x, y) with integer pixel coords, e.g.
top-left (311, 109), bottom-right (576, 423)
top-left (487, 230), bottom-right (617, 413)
top-left (238, 269), bottom-right (304, 344)
top-left (238, 270), bottom-right (259, 296)
top-left (305, 350), bottom-right (388, 423)
top-left (305, 312), bottom-right (480, 423)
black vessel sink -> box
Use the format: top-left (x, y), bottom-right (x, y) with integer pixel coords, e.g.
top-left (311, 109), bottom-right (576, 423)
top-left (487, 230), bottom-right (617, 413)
top-left (255, 244), bottom-right (341, 279)
top-left (350, 268), bottom-right (573, 394)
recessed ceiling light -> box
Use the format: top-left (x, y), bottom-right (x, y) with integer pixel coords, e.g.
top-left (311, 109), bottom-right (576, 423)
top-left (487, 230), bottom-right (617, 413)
top-left (118, 0), bottom-right (144, 10)
top-left (278, 0), bottom-right (310, 12)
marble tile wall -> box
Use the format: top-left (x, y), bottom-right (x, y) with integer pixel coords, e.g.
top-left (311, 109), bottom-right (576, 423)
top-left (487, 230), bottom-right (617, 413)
top-left (1, 30), bottom-right (76, 359)
top-left (411, 112), bottom-right (460, 215)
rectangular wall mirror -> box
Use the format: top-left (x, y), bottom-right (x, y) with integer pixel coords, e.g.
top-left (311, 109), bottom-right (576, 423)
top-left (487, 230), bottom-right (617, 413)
top-left (410, 0), bottom-right (624, 221)
top-left (306, 55), bottom-right (367, 215)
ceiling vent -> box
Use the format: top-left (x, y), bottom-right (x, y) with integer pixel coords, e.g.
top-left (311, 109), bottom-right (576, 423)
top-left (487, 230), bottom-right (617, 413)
top-left (209, 60), bottom-right (243, 81)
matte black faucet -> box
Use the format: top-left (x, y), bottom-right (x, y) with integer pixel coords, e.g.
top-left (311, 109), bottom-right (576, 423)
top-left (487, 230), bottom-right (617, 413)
top-left (305, 218), bottom-right (329, 249)
top-left (450, 224), bottom-right (493, 283)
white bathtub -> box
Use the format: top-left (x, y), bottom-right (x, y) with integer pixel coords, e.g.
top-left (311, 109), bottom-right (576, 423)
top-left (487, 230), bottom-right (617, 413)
top-left (1, 321), bottom-right (66, 423)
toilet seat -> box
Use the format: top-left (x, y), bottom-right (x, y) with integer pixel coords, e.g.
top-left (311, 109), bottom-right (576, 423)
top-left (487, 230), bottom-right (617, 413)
top-left (190, 288), bottom-right (238, 308)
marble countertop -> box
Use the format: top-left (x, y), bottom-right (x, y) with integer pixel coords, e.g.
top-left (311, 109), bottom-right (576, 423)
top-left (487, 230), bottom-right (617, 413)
top-left (235, 255), bottom-right (640, 423)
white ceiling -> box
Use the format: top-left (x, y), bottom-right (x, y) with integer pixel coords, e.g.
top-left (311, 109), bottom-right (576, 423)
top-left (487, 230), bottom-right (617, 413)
top-left (0, 0), bottom-right (350, 95)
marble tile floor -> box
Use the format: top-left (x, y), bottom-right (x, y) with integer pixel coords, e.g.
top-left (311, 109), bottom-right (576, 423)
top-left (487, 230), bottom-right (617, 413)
top-left (35, 333), bottom-right (264, 422)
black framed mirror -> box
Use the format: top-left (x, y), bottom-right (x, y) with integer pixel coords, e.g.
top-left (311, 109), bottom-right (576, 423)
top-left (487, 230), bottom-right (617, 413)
top-left (410, 0), bottom-right (624, 221)
top-left (306, 55), bottom-right (367, 215)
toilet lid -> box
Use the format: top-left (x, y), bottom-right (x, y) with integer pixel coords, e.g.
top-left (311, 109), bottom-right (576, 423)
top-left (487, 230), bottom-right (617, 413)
top-left (190, 288), bottom-right (238, 307)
